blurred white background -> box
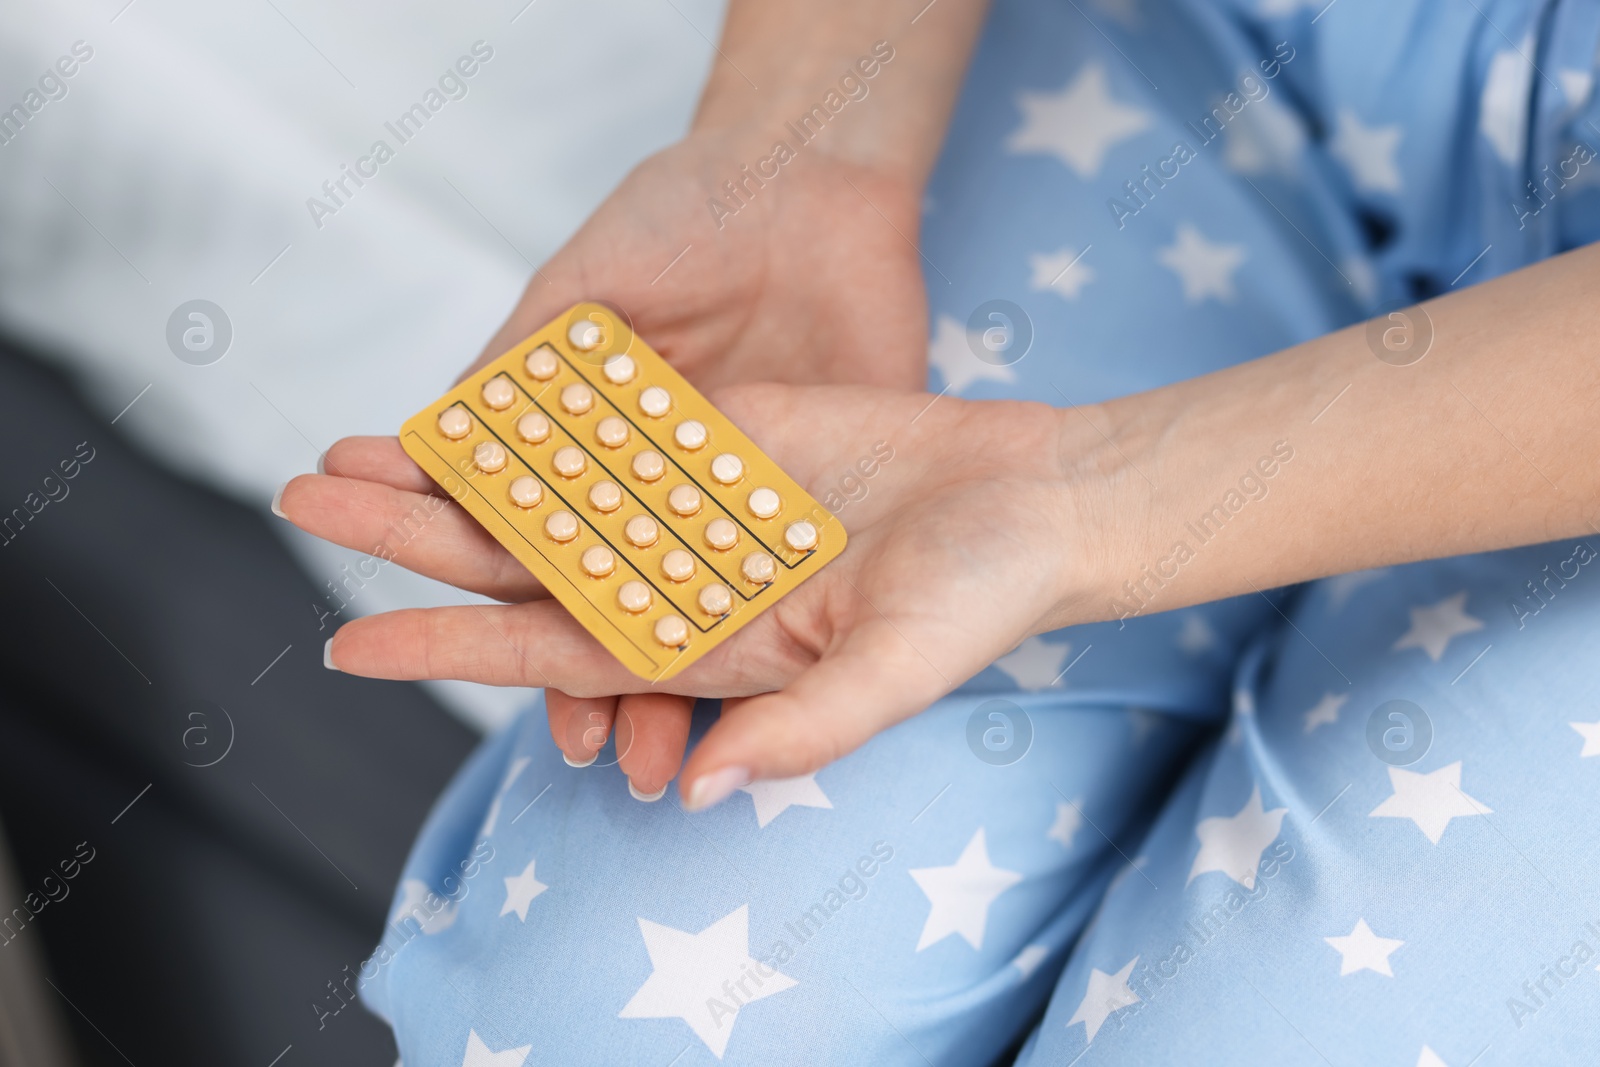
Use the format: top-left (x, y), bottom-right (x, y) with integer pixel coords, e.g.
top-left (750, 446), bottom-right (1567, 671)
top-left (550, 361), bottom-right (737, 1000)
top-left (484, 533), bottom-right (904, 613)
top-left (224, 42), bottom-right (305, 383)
top-left (0, 0), bottom-right (725, 730)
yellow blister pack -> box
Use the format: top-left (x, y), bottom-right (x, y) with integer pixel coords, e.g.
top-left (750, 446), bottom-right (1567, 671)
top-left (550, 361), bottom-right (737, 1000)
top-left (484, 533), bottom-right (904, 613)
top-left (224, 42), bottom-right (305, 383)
top-left (399, 303), bottom-right (847, 682)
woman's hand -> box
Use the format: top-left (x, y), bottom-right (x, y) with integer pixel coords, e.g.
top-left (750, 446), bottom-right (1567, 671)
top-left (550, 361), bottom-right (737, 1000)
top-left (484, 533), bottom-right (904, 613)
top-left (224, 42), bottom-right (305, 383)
top-left (278, 384), bottom-right (1120, 809)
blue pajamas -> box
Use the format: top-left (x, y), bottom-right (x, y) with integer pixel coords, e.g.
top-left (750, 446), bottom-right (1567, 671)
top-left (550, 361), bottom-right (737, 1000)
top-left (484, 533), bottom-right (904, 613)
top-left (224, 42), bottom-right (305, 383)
top-left (360, 0), bottom-right (1600, 1063)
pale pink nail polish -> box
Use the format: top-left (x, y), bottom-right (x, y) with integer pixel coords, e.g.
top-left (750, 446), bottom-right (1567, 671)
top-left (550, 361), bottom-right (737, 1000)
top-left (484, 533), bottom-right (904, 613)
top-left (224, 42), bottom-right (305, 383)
top-left (685, 766), bottom-right (750, 812)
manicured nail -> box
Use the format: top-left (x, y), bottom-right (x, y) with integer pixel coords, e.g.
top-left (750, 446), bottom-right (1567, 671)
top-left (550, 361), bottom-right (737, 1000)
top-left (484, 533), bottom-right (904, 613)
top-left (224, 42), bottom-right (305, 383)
top-left (316, 452), bottom-right (327, 475)
top-left (628, 780), bottom-right (668, 803)
top-left (271, 482), bottom-right (289, 519)
top-left (323, 638), bottom-right (339, 671)
top-left (563, 751), bottom-right (597, 769)
top-left (684, 766), bottom-right (749, 812)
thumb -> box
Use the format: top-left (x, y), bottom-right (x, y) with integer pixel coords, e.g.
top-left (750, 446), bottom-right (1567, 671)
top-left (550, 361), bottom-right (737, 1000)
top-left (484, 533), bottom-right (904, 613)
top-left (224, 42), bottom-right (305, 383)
top-left (677, 619), bottom-right (954, 811)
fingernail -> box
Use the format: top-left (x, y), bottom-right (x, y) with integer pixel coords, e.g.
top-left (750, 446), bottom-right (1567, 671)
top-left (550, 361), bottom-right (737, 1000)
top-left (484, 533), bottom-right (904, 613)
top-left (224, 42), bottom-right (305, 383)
top-left (316, 453), bottom-right (327, 475)
top-left (271, 482), bottom-right (289, 519)
top-left (563, 751), bottom-right (597, 769)
top-left (323, 638), bottom-right (339, 671)
top-left (684, 766), bottom-right (749, 812)
top-left (628, 780), bottom-right (668, 803)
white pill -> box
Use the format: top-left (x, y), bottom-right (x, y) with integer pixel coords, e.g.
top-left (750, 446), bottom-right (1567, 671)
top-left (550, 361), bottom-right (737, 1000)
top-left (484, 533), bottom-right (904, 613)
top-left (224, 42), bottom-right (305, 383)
top-left (580, 545), bottom-right (615, 578)
top-left (560, 383), bottom-right (594, 416)
top-left (473, 441), bottom-right (507, 474)
top-left (552, 446), bottom-right (586, 478)
top-left (667, 484), bottom-right (702, 517)
top-left (482, 376), bottom-right (516, 411)
top-left (654, 615), bottom-right (689, 648)
top-left (544, 511), bottom-right (578, 542)
top-left (698, 584), bottom-right (732, 617)
top-left (595, 416), bottom-right (630, 449)
top-left (617, 580), bottom-right (652, 613)
top-left (509, 476), bottom-right (543, 509)
top-left (631, 450), bottom-right (665, 483)
top-left (568, 318), bottom-right (605, 351)
top-left (588, 481), bottom-right (622, 513)
top-left (516, 411), bottom-right (551, 444)
top-left (741, 551), bottom-right (777, 585)
top-left (710, 453), bottom-right (744, 484)
top-left (438, 407), bottom-right (472, 440)
top-left (639, 386), bottom-right (672, 418)
top-left (603, 354), bottom-right (637, 384)
top-left (624, 514), bottom-right (659, 548)
top-left (674, 420), bottom-right (708, 451)
top-left (525, 346), bottom-right (559, 380)
top-left (784, 521), bottom-right (818, 552)
top-left (703, 518), bottom-right (738, 551)
top-left (747, 487), bottom-right (781, 520)
top-left (661, 549), bottom-right (696, 583)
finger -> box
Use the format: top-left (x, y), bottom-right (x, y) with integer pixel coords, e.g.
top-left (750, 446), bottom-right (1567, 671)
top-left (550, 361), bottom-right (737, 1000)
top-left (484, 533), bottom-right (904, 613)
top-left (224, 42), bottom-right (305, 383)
top-left (615, 693), bottom-right (694, 800)
top-left (278, 474), bottom-right (545, 602)
top-left (678, 621), bottom-right (952, 810)
top-left (545, 688), bottom-right (617, 767)
top-left (320, 436), bottom-right (440, 496)
top-left (324, 602), bottom-right (650, 694)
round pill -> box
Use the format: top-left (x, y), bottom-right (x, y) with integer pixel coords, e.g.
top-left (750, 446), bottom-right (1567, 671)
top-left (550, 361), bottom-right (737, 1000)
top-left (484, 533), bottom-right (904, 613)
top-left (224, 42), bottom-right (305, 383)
top-left (603, 354), bottom-right (636, 384)
top-left (703, 518), bottom-right (738, 551)
top-left (661, 549), bottom-right (695, 583)
top-left (617, 580), bottom-right (651, 613)
top-left (639, 386), bottom-right (672, 418)
top-left (552, 446), bottom-right (586, 478)
top-left (560, 383), bottom-right (594, 416)
top-left (544, 511), bottom-right (578, 542)
top-left (525, 346), bottom-right (559, 380)
top-left (568, 317), bottom-right (605, 351)
top-left (784, 520), bottom-right (819, 552)
top-left (481, 376), bottom-right (515, 411)
top-left (624, 514), bottom-right (659, 548)
top-left (473, 441), bottom-right (507, 474)
top-left (747, 487), bottom-right (781, 520)
top-left (667, 484), bottom-right (702, 517)
top-left (710, 453), bottom-right (744, 485)
top-left (580, 545), bottom-right (615, 578)
top-left (508, 476), bottom-right (543, 509)
top-left (654, 615), bottom-right (689, 648)
top-left (741, 551), bottom-right (777, 585)
top-left (588, 480), bottom-right (622, 513)
top-left (516, 411), bottom-right (551, 444)
top-left (674, 420), bottom-right (708, 451)
top-left (631, 450), bottom-right (665, 482)
top-left (698, 584), bottom-right (732, 617)
top-left (595, 416), bottom-right (630, 449)
top-left (438, 407), bottom-right (472, 440)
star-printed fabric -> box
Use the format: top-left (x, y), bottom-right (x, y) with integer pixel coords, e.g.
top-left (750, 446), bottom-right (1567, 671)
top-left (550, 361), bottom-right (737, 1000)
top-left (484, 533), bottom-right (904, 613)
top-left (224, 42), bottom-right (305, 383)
top-left (357, 0), bottom-right (1600, 1063)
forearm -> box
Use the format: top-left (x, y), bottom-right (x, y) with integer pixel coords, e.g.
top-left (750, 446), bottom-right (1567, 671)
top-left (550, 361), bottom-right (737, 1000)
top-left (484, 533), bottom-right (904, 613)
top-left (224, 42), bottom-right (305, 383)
top-left (692, 0), bottom-right (991, 188)
top-left (1057, 241), bottom-right (1600, 626)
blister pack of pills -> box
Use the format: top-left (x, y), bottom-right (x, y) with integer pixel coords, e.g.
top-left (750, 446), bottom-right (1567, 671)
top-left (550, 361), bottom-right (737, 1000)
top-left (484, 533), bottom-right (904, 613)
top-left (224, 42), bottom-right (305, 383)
top-left (399, 304), bottom-right (847, 681)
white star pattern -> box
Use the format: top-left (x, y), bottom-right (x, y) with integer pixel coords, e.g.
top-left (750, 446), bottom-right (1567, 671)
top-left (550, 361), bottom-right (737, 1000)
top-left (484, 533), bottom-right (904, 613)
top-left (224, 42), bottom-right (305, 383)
top-left (1007, 63), bottom-right (1153, 178)
top-left (1559, 70), bottom-right (1594, 110)
top-left (993, 635), bottom-right (1072, 689)
top-left (1329, 109), bottom-right (1404, 193)
top-left (1187, 786), bottom-right (1286, 890)
top-left (618, 905), bottom-right (796, 1059)
top-left (390, 879), bottom-right (458, 936)
top-left (1392, 592), bottom-right (1484, 662)
top-left (1369, 762), bottom-right (1491, 844)
top-left (1303, 692), bottom-right (1349, 733)
top-left (1417, 1046), bottom-right (1450, 1067)
top-left (1012, 943), bottom-right (1051, 980)
top-left (928, 314), bottom-right (1018, 394)
top-left (1222, 86), bottom-right (1305, 176)
top-left (500, 857), bottom-right (549, 922)
top-left (1029, 247), bottom-right (1096, 300)
top-left (1067, 957), bottom-right (1140, 1043)
top-left (738, 774), bottom-right (833, 828)
top-left (1570, 720), bottom-right (1600, 757)
top-left (1480, 40), bottom-right (1534, 165)
top-left (1157, 224), bottom-right (1247, 303)
top-left (462, 1029), bottom-right (530, 1067)
top-left (1048, 800), bottom-right (1083, 849)
top-left (478, 756), bottom-right (530, 839)
top-left (1324, 918), bottom-right (1405, 976)
top-left (910, 828), bottom-right (1024, 951)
